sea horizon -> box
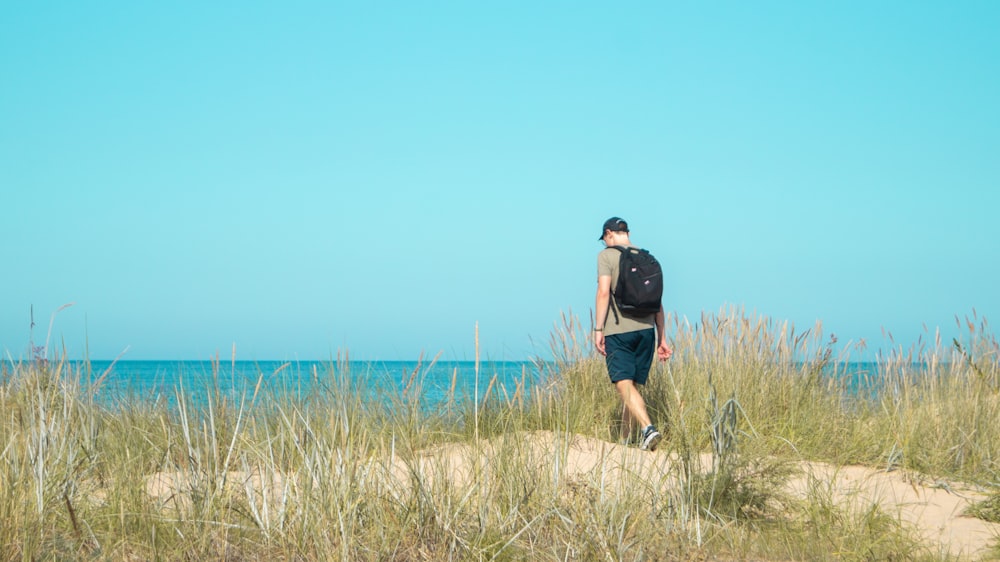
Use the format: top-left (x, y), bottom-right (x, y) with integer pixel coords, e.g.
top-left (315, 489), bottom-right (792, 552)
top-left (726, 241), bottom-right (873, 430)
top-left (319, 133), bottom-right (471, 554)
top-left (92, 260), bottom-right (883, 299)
top-left (3, 358), bottom-right (550, 411)
top-left (2, 357), bottom-right (933, 408)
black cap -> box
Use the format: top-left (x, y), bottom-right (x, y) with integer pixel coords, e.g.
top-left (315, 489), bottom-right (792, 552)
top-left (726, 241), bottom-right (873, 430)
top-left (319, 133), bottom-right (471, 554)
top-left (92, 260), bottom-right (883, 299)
top-left (598, 217), bottom-right (629, 240)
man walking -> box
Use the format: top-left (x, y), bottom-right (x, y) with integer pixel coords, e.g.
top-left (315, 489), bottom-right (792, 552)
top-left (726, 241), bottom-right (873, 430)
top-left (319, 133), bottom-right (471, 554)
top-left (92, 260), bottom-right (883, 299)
top-left (594, 217), bottom-right (672, 451)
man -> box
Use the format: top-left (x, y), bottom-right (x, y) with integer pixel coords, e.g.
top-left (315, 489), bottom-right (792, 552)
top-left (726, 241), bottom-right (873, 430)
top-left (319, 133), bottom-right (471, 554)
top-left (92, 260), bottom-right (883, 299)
top-left (594, 217), bottom-right (673, 451)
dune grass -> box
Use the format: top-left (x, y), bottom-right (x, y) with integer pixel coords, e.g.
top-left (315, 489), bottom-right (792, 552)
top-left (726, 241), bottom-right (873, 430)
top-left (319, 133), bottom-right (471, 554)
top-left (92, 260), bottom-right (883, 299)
top-left (2, 307), bottom-right (998, 560)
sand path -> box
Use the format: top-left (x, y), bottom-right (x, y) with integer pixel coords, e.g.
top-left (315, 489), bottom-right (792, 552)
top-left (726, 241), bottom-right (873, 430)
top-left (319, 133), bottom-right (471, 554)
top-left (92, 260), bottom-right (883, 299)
top-left (146, 431), bottom-right (999, 559)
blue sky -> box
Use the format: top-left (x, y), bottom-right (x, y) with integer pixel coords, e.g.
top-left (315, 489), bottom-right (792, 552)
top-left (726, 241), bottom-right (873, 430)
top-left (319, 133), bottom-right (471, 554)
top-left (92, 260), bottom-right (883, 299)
top-left (3, 2), bottom-right (998, 361)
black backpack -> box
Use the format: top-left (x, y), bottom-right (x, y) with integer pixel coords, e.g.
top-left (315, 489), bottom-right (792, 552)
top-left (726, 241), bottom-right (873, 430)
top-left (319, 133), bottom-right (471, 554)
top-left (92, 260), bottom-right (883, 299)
top-left (609, 246), bottom-right (663, 322)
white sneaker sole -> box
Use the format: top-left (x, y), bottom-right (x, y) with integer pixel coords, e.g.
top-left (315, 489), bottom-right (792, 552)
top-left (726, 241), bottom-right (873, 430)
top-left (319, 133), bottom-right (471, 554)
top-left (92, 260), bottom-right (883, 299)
top-left (641, 431), bottom-right (662, 451)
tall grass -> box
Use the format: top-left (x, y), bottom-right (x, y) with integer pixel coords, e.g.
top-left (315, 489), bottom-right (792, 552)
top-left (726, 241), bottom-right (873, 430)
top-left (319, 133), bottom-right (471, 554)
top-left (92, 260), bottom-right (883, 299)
top-left (1, 306), bottom-right (997, 560)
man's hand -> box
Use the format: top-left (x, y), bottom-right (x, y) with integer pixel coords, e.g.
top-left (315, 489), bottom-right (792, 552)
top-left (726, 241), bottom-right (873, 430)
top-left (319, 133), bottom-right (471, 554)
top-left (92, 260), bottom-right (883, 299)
top-left (594, 331), bottom-right (607, 356)
top-left (657, 340), bottom-right (673, 361)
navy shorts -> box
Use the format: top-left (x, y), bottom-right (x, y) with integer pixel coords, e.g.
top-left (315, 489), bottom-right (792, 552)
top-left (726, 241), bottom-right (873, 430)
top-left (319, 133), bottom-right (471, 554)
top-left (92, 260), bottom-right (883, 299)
top-left (604, 329), bottom-right (656, 385)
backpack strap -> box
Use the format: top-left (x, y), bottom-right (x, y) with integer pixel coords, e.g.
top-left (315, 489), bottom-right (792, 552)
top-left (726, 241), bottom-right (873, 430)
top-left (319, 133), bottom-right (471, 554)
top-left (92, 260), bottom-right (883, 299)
top-left (607, 246), bottom-right (630, 325)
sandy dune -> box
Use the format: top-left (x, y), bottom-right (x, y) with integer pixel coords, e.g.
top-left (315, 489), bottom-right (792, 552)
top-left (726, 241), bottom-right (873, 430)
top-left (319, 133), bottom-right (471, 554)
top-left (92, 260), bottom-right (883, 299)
top-left (146, 431), bottom-right (999, 559)
top-left (786, 461), bottom-right (998, 559)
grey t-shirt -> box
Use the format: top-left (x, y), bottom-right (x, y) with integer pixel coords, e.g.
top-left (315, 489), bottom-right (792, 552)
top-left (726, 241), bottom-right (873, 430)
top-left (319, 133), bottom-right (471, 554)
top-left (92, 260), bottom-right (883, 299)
top-left (598, 247), bottom-right (657, 336)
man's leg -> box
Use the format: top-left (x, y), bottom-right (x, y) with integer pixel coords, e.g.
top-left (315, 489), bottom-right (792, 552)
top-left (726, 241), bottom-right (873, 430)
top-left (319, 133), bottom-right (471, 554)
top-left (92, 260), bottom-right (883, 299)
top-left (615, 380), bottom-right (661, 450)
top-left (614, 379), bottom-right (653, 429)
top-left (620, 402), bottom-right (635, 441)
top-left (606, 329), bottom-right (660, 448)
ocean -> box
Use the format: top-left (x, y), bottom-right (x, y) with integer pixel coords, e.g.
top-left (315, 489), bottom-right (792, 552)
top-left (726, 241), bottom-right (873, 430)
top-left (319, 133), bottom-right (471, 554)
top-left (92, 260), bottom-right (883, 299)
top-left (8, 359), bottom-right (913, 412)
top-left (54, 359), bottom-right (547, 410)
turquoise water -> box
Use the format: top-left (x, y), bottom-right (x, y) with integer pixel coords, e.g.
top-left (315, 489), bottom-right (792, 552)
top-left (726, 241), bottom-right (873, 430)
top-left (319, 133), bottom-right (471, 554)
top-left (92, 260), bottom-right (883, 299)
top-left (58, 359), bottom-right (546, 410)
top-left (6, 359), bottom-right (923, 412)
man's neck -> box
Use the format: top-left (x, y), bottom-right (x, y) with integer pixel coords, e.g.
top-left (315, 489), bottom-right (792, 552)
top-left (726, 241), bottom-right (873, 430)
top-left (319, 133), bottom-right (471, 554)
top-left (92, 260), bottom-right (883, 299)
top-left (607, 233), bottom-right (631, 247)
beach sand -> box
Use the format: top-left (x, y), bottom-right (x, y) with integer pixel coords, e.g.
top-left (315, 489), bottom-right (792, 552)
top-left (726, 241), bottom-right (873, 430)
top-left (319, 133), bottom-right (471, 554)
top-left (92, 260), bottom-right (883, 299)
top-left (146, 431), bottom-right (1000, 559)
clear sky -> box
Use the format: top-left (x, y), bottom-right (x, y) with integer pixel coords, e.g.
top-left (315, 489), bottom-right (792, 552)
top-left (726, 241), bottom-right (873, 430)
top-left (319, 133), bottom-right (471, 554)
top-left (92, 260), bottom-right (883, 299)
top-left (3, 2), bottom-right (998, 362)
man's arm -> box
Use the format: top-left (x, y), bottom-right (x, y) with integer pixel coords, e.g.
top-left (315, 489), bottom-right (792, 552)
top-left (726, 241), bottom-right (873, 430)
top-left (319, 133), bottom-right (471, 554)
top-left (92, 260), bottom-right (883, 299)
top-left (655, 305), bottom-right (672, 361)
top-left (594, 274), bottom-right (612, 356)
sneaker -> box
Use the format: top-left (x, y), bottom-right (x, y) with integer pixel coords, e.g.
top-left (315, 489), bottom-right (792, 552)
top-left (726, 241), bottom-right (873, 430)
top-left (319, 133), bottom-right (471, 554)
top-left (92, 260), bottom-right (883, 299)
top-left (640, 426), bottom-right (662, 451)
